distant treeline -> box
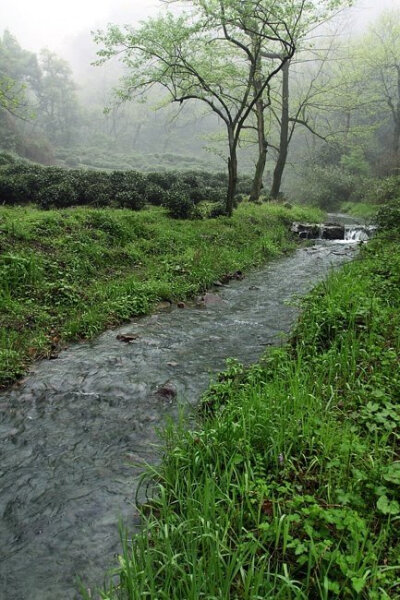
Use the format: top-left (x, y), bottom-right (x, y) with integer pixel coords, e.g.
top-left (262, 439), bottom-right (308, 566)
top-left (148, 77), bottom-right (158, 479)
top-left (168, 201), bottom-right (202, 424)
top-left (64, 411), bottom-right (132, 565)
top-left (0, 156), bottom-right (252, 218)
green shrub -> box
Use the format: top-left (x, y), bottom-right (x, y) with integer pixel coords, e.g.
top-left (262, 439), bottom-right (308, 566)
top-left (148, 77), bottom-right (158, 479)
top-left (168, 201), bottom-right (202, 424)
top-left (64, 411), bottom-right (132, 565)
top-left (146, 171), bottom-right (178, 190)
top-left (72, 171), bottom-right (112, 206)
top-left (0, 162), bottom-right (251, 217)
top-left (188, 186), bottom-right (207, 204)
top-left (363, 176), bottom-right (400, 205)
top-left (165, 188), bottom-right (195, 219)
top-left (145, 183), bottom-right (168, 206)
top-left (0, 164), bottom-right (44, 204)
top-left (236, 177), bottom-right (253, 195)
top-left (0, 174), bottom-right (25, 205)
top-left (376, 198), bottom-right (400, 231)
top-left (208, 202), bottom-right (227, 218)
top-left (207, 187), bottom-right (227, 204)
top-left (295, 164), bottom-right (362, 210)
top-left (0, 349), bottom-right (25, 386)
top-left (38, 181), bottom-right (79, 209)
top-left (0, 152), bottom-right (16, 166)
top-left (115, 190), bottom-right (146, 211)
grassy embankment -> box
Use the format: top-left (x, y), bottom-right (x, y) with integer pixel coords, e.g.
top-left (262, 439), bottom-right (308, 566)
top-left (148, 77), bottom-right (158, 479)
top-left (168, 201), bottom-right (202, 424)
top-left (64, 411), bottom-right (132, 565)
top-left (341, 202), bottom-right (379, 220)
top-left (94, 232), bottom-right (400, 599)
top-left (0, 202), bottom-right (321, 388)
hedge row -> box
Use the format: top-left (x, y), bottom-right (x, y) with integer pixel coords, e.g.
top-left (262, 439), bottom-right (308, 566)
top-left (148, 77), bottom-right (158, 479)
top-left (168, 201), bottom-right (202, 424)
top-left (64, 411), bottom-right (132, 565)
top-left (0, 163), bottom-right (252, 218)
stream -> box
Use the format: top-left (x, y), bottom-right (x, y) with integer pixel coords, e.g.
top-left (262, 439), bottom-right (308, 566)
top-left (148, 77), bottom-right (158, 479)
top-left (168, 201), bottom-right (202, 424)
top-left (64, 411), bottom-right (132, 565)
top-left (0, 221), bottom-right (367, 599)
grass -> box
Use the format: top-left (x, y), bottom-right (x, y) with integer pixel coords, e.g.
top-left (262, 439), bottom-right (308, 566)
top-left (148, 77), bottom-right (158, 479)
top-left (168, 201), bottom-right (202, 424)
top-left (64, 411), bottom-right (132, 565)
top-left (341, 202), bottom-right (379, 220)
top-left (55, 146), bottom-right (217, 172)
top-left (0, 202), bottom-right (321, 388)
top-left (90, 232), bottom-right (400, 599)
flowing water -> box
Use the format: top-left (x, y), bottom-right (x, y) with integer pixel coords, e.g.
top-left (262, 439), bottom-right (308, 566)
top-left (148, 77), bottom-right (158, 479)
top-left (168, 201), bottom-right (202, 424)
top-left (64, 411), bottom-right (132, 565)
top-left (0, 225), bottom-right (366, 600)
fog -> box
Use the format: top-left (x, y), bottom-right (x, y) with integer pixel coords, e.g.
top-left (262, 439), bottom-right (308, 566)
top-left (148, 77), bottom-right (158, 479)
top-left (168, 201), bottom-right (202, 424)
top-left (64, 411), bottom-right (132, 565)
top-left (1, 0), bottom-right (399, 183)
top-left (0, 0), bottom-right (398, 60)
top-left (0, 1), bottom-right (160, 55)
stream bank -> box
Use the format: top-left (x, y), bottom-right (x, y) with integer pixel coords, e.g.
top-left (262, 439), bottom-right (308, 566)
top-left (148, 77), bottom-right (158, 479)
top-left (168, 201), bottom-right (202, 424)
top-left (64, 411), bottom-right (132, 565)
top-left (93, 233), bottom-right (400, 600)
top-left (0, 226), bottom-right (362, 599)
top-left (0, 203), bottom-right (322, 389)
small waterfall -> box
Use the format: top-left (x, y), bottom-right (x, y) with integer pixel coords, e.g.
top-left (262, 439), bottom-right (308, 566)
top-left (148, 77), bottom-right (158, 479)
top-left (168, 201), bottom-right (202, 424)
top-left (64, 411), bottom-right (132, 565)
top-left (292, 220), bottom-right (377, 242)
top-left (344, 225), bottom-right (377, 242)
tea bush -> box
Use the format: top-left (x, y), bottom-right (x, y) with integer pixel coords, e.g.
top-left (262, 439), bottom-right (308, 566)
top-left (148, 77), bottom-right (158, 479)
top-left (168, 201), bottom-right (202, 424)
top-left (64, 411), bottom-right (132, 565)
top-left (0, 162), bottom-right (254, 217)
top-left (165, 187), bottom-right (196, 219)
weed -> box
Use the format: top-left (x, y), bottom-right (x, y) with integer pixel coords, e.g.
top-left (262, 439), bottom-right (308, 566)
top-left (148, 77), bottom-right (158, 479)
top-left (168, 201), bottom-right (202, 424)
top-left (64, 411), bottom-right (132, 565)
top-left (89, 235), bottom-right (400, 599)
top-left (0, 203), bottom-right (320, 387)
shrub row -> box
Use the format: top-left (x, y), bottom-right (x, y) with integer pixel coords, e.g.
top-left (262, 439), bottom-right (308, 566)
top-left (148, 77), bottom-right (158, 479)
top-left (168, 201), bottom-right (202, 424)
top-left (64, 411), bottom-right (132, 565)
top-left (0, 162), bottom-right (252, 218)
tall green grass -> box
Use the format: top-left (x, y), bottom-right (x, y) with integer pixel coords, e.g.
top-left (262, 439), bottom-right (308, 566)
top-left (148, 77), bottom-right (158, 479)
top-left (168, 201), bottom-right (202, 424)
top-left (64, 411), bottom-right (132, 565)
top-left (91, 235), bottom-right (400, 599)
top-left (341, 202), bottom-right (378, 220)
top-left (0, 203), bottom-right (321, 387)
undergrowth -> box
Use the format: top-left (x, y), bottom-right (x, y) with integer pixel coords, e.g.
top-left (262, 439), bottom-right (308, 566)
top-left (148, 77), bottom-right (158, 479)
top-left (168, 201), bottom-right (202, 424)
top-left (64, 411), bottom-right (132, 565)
top-left (341, 202), bottom-right (378, 220)
top-left (0, 202), bottom-right (320, 387)
top-left (92, 232), bottom-right (400, 599)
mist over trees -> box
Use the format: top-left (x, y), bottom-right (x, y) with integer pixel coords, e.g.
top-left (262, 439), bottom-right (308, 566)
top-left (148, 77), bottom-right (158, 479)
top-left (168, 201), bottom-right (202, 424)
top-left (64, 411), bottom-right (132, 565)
top-left (95, 0), bottom-right (302, 214)
top-left (284, 8), bottom-right (400, 208)
top-left (0, 2), bottom-right (399, 211)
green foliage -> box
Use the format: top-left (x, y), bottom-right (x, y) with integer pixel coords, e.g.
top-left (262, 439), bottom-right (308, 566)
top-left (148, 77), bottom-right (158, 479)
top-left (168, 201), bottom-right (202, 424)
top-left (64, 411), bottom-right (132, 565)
top-left (165, 187), bottom-right (196, 219)
top-left (0, 161), bottom-right (254, 216)
top-left (0, 31), bottom-right (83, 162)
top-left (340, 202), bottom-right (378, 219)
top-left (340, 147), bottom-right (370, 176)
top-left (0, 151), bottom-right (16, 166)
top-left (376, 198), bottom-right (400, 232)
top-left (363, 176), bottom-right (400, 205)
top-left (0, 30), bottom-right (39, 119)
top-left (145, 183), bottom-right (167, 206)
top-left (0, 349), bottom-right (25, 385)
top-left (90, 235), bottom-right (400, 599)
top-left (294, 147), bottom-right (400, 211)
top-left (296, 163), bottom-right (361, 209)
top-left (0, 74), bottom-right (26, 116)
top-left (341, 175), bottom-right (400, 219)
top-left (38, 181), bottom-right (79, 209)
top-left (38, 49), bottom-right (79, 146)
top-left (0, 202), bottom-right (318, 388)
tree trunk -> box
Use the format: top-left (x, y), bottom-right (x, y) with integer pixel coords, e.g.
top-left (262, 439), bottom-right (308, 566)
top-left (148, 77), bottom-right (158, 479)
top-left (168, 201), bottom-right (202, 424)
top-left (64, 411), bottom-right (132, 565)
top-left (250, 90), bottom-right (268, 202)
top-left (249, 140), bottom-right (267, 202)
top-left (132, 122), bottom-right (143, 150)
top-left (226, 130), bottom-right (238, 217)
top-left (394, 118), bottom-right (400, 157)
top-left (344, 111), bottom-right (351, 141)
top-left (250, 53), bottom-right (267, 203)
top-left (270, 60), bottom-right (290, 199)
top-left (394, 66), bottom-right (400, 157)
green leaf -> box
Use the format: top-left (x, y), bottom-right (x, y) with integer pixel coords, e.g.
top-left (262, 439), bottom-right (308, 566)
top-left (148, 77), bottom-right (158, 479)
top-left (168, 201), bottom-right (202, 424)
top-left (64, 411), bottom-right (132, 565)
top-left (351, 577), bottom-right (366, 593)
top-left (383, 462), bottom-right (400, 485)
top-left (294, 542), bottom-right (307, 556)
top-left (377, 495), bottom-right (400, 515)
top-left (324, 577), bottom-right (340, 594)
top-left (231, 454), bottom-right (244, 465)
